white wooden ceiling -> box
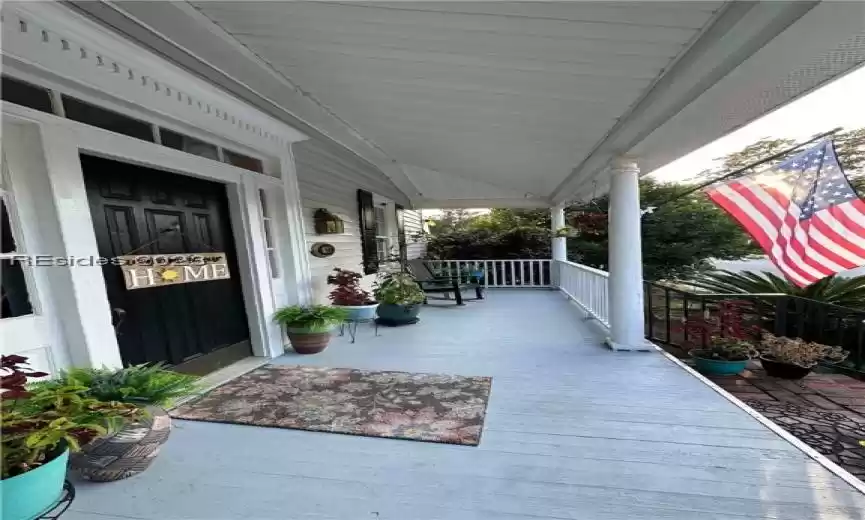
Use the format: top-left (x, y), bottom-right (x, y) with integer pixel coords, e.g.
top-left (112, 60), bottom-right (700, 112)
top-left (190, 1), bottom-right (724, 199)
top-left (76, 1), bottom-right (865, 207)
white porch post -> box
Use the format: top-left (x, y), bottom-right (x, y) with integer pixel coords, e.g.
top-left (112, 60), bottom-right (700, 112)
top-left (606, 157), bottom-right (648, 351)
top-left (551, 204), bottom-right (566, 286)
top-left (551, 204), bottom-right (566, 262)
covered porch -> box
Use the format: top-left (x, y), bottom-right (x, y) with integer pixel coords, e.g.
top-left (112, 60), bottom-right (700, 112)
top-left (66, 290), bottom-right (865, 519)
top-left (2, 2), bottom-right (865, 518)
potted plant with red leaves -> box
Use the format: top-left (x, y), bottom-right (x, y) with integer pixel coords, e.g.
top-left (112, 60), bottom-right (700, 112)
top-left (681, 300), bottom-right (761, 375)
top-left (327, 267), bottom-right (378, 321)
top-left (1, 355), bottom-right (140, 520)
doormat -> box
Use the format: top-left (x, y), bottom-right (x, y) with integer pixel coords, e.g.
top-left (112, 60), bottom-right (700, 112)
top-left (171, 365), bottom-right (492, 446)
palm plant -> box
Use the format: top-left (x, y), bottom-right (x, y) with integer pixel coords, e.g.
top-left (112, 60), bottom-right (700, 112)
top-left (687, 270), bottom-right (865, 309)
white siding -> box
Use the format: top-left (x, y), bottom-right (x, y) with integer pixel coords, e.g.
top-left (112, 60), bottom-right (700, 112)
top-left (293, 137), bottom-right (411, 303)
top-left (404, 208), bottom-right (427, 260)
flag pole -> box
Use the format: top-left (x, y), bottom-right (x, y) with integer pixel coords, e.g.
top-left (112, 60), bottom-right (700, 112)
top-left (644, 127), bottom-right (843, 215)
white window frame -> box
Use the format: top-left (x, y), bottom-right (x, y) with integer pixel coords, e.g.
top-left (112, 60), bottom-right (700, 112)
top-left (258, 188), bottom-right (280, 279)
top-left (372, 194), bottom-right (399, 264)
top-left (0, 163), bottom-right (38, 319)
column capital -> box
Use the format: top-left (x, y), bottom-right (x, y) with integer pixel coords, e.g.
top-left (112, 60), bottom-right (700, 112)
top-left (610, 156), bottom-right (640, 174)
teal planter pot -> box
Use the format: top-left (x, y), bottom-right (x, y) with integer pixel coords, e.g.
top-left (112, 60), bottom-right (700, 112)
top-left (1, 447), bottom-right (69, 520)
top-left (692, 356), bottom-right (748, 376)
top-left (376, 303), bottom-right (421, 326)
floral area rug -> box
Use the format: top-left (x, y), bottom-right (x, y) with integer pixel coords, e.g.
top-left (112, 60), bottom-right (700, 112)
top-left (171, 365), bottom-right (492, 445)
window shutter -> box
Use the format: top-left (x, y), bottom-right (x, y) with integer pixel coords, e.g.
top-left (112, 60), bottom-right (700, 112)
top-left (357, 189), bottom-right (379, 274)
top-left (395, 204), bottom-right (407, 263)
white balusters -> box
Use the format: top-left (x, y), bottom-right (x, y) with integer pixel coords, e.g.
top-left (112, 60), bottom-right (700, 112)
top-left (423, 259), bottom-right (552, 288)
top-left (556, 259), bottom-right (610, 328)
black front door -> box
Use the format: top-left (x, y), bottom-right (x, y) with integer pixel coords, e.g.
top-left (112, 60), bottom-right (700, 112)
top-left (83, 154), bottom-right (251, 375)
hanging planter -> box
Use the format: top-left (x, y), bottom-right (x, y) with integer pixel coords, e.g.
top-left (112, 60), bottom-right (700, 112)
top-left (568, 212), bottom-right (607, 236)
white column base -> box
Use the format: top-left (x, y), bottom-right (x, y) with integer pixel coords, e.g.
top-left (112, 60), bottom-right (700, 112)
top-left (604, 337), bottom-right (653, 352)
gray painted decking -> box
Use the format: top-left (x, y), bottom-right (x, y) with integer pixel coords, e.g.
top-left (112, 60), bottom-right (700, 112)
top-left (66, 290), bottom-right (865, 520)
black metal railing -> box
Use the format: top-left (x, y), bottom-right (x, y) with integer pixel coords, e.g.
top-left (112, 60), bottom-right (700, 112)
top-left (644, 282), bottom-right (865, 377)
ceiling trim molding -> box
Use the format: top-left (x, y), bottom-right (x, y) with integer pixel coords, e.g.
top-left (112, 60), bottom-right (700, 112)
top-left (4, 2), bottom-right (309, 155)
top-left (549, 1), bottom-right (818, 204)
top-left (413, 198), bottom-right (552, 210)
top-left (66, 0), bottom-right (423, 202)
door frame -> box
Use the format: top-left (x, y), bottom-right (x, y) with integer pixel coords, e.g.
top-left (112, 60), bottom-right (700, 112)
top-left (1, 102), bottom-right (309, 369)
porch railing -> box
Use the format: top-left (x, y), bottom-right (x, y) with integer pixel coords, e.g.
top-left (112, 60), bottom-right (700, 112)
top-left (550, 259), bottom-right (865, 376)
top-left (425, 259), bottom-right (551, 288)
top-left (556, 259), bottom-right (610, 328)
top-left (426, 256), bottom-right (865, 376)
top-left (644, 283), bottom-right (865, 376)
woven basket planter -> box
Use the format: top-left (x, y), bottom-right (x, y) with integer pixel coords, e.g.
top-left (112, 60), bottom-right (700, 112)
top-left (70, 406), bottom-right (171, 482)
top-left (286, 328), bottom-right (333, 354)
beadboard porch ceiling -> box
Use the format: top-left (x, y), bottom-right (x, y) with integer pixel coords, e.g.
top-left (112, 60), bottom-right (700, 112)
top-left (76, 2), bottom-right (865, 207)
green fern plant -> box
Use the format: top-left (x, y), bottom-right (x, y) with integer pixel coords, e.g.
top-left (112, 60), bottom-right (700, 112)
top-left (36, 364), bottom-right (199, 408)
top-left (272, 305), bottom-right (348, 331)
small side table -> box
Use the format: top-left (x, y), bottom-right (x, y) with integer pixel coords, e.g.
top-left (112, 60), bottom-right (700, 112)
top-left (339, 318), bottom-right (379, 344)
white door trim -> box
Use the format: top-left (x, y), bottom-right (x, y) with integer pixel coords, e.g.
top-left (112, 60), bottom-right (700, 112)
top-left (1, 103), bottom-right (310, 368)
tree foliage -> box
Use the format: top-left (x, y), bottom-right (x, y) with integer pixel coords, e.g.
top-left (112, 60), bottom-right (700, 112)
top-left (423, 127), bottom-right (865, 282)
top-left (426, 226), bottom-right (552, 260)
top-left (696, 127), bottom-right (865, 182)
top-left (566, 179), bottom-right (759, 280)
top-left (426, 209), bottom-right (481, 236)
top-left (688, 270), bottom-right (865, 309)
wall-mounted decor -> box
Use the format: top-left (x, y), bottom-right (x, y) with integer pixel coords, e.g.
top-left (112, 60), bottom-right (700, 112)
top-left (310, 243), bottom-right (336, 258)
top-left (117, 253), bottom-right (230, 290)
top-left (314, 209), bottom-right (345, 235)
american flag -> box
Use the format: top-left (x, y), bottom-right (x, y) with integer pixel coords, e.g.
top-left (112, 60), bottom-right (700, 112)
top-left (706, 140), bottom-right (865, 287)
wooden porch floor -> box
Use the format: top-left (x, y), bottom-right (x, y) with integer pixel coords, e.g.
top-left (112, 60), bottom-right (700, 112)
top-left (66, 290), bottom-right (865, 519)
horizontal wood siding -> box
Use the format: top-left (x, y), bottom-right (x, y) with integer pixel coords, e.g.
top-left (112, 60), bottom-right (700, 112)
top-left (403, 208), bottom-right (426, 260)
top-left (293, 138), bottom-right (409, 303)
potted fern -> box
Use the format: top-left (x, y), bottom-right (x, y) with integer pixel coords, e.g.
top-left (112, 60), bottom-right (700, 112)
top-left (327, 268), bottom-right (378, 320)
top-left (36, 363), bottom-right (199, 482)
top-left (1, 356), bottom-right (140, 519)
top-left (273, 305), bottom-right (348, 354)
top-left (759, 333), bottom-right (849, 379)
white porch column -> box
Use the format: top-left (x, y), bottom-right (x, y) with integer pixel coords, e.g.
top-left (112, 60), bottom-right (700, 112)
top-left (551, 204), bottom-right (566, 286)
top-left (606, 157), bottom-right (648, 351)
top-left (551, 204), bottom-right (567, 262)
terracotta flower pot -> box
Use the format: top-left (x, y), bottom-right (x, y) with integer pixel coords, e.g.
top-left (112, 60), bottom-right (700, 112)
top-left (760, 356), bottom-right (813, 379)
top-left (286, 327), bottom-right (333, 354)
top-left (70, 406), bottom-right (171, 482)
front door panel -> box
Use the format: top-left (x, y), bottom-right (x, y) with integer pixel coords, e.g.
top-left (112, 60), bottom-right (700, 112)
top-left (83, 154), bottom-right (250, 374)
